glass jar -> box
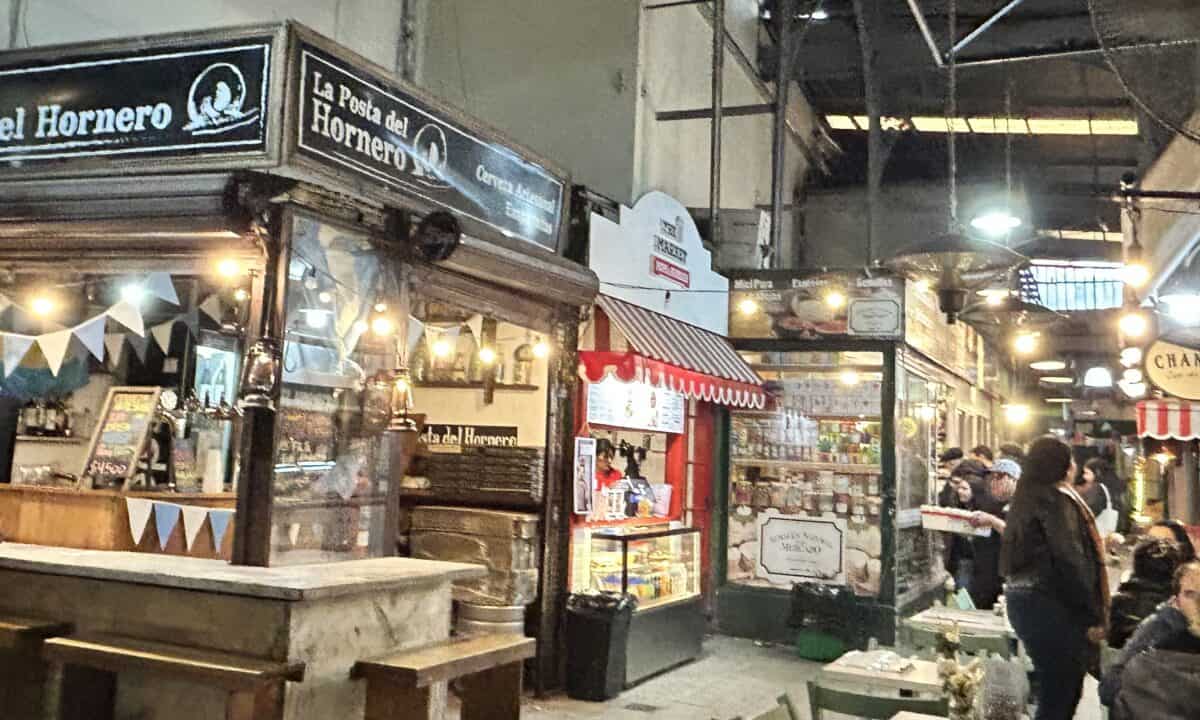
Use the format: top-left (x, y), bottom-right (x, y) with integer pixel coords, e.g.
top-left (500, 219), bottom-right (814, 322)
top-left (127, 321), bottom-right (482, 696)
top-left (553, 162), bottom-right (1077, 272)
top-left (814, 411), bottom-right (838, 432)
top-left (752, 483), bottom-right (772, 509)
top-left (784, 483), bottom-right (804, 514)
top-left (868, 474), bottom-right (880, 496)
top-left (835, 492), bottom-right (850, 515)
top-left (818, 490), bottom-right (835, 514)
top-left (769, 482), bottom-right (788, 508)
top-left (733, 480), bottom-right (754, 506)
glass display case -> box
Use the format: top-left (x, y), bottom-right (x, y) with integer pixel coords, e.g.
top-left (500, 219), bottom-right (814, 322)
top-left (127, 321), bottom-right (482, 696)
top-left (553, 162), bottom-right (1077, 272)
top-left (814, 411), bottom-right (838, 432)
top-left (586, 526), bottom-right (701, 611)
top-left (727, 351), bottom-right (885, 598)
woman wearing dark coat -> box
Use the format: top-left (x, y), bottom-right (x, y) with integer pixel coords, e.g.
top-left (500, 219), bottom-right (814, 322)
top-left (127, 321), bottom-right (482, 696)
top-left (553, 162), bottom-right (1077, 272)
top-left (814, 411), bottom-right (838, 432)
top-left (1108, 538), bottom-right (1182, 649)
top-left (1001, 437), bottom-right (1109, 720)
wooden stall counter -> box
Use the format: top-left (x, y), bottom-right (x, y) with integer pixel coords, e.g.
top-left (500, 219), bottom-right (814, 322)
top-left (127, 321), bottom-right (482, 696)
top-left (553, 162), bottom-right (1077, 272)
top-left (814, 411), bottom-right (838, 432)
top-left (0, 484), bottom-right (237, 559)
top-left (0, 543), bottom-right (485, 720)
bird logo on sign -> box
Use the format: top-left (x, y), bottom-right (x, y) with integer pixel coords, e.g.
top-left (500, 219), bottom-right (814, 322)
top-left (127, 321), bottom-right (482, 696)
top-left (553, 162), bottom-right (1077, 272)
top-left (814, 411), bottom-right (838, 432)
top-left (184, 62), bottom-right (261, 135)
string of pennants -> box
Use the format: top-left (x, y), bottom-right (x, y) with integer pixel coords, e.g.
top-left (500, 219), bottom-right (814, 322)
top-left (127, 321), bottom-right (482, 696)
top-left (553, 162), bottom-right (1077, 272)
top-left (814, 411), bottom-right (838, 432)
top-left (125, 497), bottom-right (234, 552)
top-left (405, 314), bottom-right (482, 356)
top-left (0, 273), bottom-right (226, 378)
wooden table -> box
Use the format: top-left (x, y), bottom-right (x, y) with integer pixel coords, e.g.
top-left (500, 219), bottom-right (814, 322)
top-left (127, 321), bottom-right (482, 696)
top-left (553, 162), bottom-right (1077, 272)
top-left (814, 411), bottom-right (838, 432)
top-left (820, 651), bottom-right (943, 695)
top-left (890, 713), bottom-right (948, 719)
top-left (904, 607), bottom-right (1015, 638)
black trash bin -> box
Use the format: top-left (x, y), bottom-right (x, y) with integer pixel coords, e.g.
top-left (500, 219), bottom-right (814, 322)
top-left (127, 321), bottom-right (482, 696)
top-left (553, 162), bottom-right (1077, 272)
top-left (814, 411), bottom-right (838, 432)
top-left (565, 592), bottom-right (636, 701)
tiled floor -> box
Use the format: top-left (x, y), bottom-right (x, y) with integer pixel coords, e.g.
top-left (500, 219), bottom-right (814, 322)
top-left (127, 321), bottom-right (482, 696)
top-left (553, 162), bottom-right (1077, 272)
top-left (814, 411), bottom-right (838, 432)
top-left (525, 635), bottom-right (1105, 720)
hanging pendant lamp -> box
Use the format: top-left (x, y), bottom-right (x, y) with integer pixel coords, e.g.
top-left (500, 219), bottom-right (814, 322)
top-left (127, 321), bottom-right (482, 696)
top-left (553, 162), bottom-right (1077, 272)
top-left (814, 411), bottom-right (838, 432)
top-left (884, 0), bottom-right (1026, 324)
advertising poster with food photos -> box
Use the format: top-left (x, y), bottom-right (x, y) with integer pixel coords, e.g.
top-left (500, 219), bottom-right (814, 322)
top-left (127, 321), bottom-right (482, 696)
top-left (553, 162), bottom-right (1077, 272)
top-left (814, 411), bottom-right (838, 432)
top-left (727, 271), bottom-right (904, 340)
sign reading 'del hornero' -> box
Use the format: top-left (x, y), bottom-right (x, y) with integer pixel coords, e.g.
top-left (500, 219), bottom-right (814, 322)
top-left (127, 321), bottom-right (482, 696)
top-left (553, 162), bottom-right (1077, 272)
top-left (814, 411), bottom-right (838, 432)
top-left (296, 43), bottom-right (564, 251)
top-left (1146, 337), bottom-right (1200, 400)
top-left (0, 40), bottom-right (271, 165)
top-left (424, 424), bottom-right (519, 453)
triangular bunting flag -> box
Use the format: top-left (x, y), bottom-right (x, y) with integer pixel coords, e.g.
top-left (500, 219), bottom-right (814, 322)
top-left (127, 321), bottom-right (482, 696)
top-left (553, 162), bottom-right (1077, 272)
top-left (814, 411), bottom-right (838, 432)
top-left (466, 314), bottom-right (484, 344)
top-left (208, 509), bottom-right (234, 550)
top-left (144, 272), bottom-right (180, 306)
top-left (2, 333), bottom-right (35, 377)
top-left (127, 334), bottom-right (150, 363)
top-left (107, 300), bottom-right (145, 337)
top-left (38, 329), bottom-right (73, 376)
top-left (406, 316), bottom-right (425, 357)
top-left (104, 333), bottom-right (125, 368)
top-left (198, 295), bottom-right (222, 323)
top-left (0, 296), bottom-right (10, 313)
top-left (153, 502), bottom-right (182, 550)
top-left (150, 319), bottom-right (176, 354)
top-left (126, 498), bottom-right (153, 545)
top-left (74, 315), bottom-right (108, 362)
top-left (180, 506), bottom-right (210, 551)
top-left (181, 308), bottom-right (200, 336)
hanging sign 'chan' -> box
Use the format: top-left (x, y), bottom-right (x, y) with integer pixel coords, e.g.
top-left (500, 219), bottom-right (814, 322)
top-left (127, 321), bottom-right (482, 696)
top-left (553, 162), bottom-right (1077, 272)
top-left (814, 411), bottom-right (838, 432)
top-left (1145, 337), bottom-right (1200, 400)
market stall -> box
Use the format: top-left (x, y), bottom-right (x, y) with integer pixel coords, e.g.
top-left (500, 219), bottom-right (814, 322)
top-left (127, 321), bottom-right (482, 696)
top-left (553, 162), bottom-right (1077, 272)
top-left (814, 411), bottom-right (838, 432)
top-left (0, 21), bottom-right (595, 717)
top-left (720, 270), bottom-right (999, 649)
top-left (566, 190), bottom-right (764, 685)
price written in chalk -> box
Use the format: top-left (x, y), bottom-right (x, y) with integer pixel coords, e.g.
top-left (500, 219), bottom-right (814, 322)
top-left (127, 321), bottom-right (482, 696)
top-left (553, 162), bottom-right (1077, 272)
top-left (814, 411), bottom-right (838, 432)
top-left (82, 387), bottom-right (161, 487)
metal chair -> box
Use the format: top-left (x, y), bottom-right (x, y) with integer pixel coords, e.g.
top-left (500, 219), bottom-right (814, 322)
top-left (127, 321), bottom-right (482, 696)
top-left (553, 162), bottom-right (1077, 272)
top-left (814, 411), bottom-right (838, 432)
top-left (807, 680), bottom-right (949, 720)
top-left (728, 693), bottom-right (801, 720)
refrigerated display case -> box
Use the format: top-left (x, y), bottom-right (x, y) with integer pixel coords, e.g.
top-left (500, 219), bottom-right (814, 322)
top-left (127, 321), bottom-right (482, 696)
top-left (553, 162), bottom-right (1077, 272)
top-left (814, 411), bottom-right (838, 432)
top-left (573, 526), bottom-right (704, 685)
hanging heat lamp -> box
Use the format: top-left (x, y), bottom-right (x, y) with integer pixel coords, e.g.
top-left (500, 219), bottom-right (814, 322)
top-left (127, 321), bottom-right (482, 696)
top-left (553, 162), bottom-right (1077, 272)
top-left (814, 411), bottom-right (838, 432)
top-left (885, 2), bottom-right (1026, 324)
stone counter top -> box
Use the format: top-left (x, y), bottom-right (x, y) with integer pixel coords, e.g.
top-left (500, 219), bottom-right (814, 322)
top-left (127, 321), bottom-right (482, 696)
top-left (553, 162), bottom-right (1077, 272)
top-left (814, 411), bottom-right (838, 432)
top-left (0, 543), bottom-right (485, 601)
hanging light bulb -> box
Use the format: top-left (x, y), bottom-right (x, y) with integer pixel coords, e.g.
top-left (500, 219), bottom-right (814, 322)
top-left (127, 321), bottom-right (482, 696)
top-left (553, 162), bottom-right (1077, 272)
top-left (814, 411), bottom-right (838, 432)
top-left (29, 295), bottom-right (55, 317)
top-left (371, 315), bottom-right (394, 336)
top-left (478, 347), bottom-right (497, 365)
top-left (824, 291), bottom-right (847, 310)
top-left (1013, 332), bottom-right (1038, 355)
top-left (432, 337), bottom-right (453, 358)
top-left (216, 257), bottom-right (241, 279)
top-left (1118, 310), bottom-right (1149, 339)
top-left (233, 288), bottom-right (250, 303)
top-left (839, 369), bottom-right (860, 386)
top-left (120, 283), bottom-right (146, 305)
top-left (532, 337), bottom-right (550, 358)
top-left (737, 298), bottom-right (760, 316)
top-left (1004, 404), bottom-right (1031, 425)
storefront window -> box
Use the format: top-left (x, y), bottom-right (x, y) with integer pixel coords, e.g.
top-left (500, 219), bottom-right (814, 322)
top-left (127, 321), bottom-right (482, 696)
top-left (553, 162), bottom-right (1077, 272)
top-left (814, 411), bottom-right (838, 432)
top-left (1, 267), bottom-right (243, 555)
top-left (271, 214), bottom-right (396, 565)
top-left (894, 358), bottom-right (947, 607)
top-left (727, 351), bottom-right (885, 597)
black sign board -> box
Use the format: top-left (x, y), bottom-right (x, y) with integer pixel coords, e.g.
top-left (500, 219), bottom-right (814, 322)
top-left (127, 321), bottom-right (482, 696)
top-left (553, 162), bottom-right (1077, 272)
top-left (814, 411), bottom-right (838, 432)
top-left (82, 386), bottom-right (162, 489)
top-left (295, 43), bottom-right (564, 251)
top-left (423, 424), bottom-right (519, 453)
top-left (0, 39), bottom-right (272, 166)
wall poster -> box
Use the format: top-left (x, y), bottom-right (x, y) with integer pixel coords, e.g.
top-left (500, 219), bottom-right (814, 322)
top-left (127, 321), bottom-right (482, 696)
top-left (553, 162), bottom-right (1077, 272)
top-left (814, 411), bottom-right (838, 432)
top-left (755, 514), bottom-right (847, 585)
top-left (573, 436), bottom-right (597, 516)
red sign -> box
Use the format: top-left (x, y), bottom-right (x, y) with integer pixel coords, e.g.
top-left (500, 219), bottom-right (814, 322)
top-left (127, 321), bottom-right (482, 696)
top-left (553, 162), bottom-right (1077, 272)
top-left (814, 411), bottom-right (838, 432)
top-left (651, 256), bottom-right (691, 288)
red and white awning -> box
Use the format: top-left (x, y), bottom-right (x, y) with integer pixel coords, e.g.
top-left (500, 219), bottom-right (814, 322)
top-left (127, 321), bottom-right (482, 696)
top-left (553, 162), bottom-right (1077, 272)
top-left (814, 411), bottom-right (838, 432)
top-left (1137, 399), bottom-right (1200, 440)
top-left (580, 351), bottom-right (767, 409)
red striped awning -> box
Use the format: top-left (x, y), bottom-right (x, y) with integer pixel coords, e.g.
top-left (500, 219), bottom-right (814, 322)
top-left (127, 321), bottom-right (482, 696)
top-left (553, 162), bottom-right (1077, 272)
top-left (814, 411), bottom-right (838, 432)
top-left (1137, 399), bottom-right (1200, 440)
top-left (583, 295), bottom-right (765, 409)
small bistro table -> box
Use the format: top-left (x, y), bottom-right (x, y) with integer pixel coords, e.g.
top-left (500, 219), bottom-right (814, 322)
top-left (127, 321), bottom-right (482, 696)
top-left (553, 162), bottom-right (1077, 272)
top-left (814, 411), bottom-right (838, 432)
top-left (820, 650), bottom-right (944, 696)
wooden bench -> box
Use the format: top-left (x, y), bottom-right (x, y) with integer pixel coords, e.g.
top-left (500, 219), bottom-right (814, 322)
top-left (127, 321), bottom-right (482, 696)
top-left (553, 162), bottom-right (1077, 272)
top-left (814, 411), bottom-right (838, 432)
top-left (0, 614), bottom-right (73, 651)
top-left (0, 614), bottom-right (73, 716)
top-left (42, 634), bottom-right (305, 720)
top-left (353, 633), bottom-right (535, 720)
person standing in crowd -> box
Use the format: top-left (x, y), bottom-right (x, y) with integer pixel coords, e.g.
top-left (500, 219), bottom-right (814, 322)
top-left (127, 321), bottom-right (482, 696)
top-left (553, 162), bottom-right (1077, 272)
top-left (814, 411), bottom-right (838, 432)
top-left (1080, 457), bottom-right (1124, 536)
top-left (1149, 519), bottom-right (1198, 563)
top-left (1100, 561), bottom-right (1200, 717)
top-left (1073, 458), bottom-right (1121, 538)
top-left (1001, 436), bottom-right (1108, 720)
top-left (999, 442), bottom-right (1025, 463)
top-left (938, 447), bottom-right (964, 479)
top-left (965, 457), bottom-right (1020, 609)
top-left (970, 445), bottom-right (994, 469)
top-left (1108, 538), bottom-right (1182, 649)
top-left (941, 460), bottom-right (988, 594)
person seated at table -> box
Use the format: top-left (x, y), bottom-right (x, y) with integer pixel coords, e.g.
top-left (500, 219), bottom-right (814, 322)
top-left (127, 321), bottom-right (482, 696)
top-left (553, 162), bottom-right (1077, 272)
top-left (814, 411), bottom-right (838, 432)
top-left (966, 458), bottom-right (1019, 609)
top-left (1108, 537), bottom-right (1182, 649)
top-left (1100, 561), bottom-right (1200, 714)
top-left (1149, 518), bottom-right (1198, 563)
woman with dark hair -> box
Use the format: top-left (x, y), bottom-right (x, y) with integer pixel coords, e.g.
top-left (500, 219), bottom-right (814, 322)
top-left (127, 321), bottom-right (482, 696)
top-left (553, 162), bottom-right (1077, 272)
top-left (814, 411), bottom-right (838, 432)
top-left (1002, 436), bottom-right (1109, 720)
top-left (1149, 519), bottom-right (1198, 563)
top-left (1108, 537), bottom-right (1182, 648)
top-left (1080, 457), bottom-right (1124, 534)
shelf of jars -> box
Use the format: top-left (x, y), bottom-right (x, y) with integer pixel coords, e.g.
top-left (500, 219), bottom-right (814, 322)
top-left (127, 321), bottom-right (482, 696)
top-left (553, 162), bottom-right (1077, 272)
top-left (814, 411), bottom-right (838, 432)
top-left (731, 458), bottom-right (882, 474)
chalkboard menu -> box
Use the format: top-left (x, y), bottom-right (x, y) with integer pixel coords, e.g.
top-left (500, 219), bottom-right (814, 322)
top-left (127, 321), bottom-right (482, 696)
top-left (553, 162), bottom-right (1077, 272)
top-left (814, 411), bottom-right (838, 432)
top-left (82, 386), bottom-right (162, 489)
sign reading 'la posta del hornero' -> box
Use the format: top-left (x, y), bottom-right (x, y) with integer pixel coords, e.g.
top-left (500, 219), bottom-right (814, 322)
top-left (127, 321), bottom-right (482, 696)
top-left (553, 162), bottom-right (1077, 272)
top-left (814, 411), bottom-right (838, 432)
top-left (295, 43), bottom-right (564, 252)
top-left (0, 40), bottom-right (271, 164)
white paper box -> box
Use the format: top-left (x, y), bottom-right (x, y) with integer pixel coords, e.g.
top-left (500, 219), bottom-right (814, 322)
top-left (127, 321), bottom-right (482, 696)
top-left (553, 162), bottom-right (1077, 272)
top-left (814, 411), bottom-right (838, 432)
top-left (920, 505), bottom-right (992, 537)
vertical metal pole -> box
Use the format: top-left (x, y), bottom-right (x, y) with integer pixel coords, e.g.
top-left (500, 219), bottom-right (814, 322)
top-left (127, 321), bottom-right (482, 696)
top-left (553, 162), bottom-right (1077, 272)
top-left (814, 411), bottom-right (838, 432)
top-left (710, 0), bottom-right (725, 249)
top-left (769, 0), bottom-right (794, 270)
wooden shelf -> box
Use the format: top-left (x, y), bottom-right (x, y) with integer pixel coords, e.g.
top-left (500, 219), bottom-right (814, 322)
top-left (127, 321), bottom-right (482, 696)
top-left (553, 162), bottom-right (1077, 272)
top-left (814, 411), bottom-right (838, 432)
top-left (731, 458), bottom-right (881, 474)
top-left (415, 381), bottom-right (539, 391)
top-left (634, 593), bottom-right (701, 613)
